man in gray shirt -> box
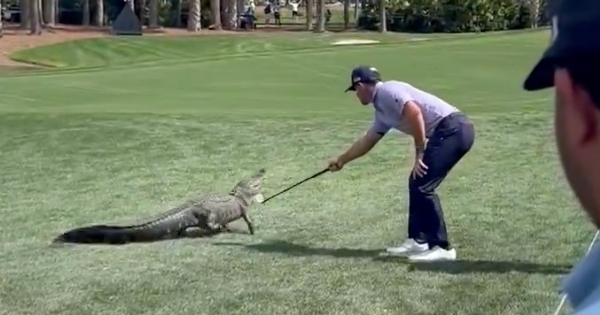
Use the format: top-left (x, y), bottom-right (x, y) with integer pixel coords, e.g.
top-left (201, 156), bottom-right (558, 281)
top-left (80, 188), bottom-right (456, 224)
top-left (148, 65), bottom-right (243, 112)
top-left (327, 66), bottom-right (475, 262)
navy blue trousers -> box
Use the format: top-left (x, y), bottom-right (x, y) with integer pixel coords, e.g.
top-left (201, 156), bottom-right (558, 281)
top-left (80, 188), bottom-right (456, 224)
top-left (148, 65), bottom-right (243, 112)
top-left (408, 112), bottom-right (475, 250)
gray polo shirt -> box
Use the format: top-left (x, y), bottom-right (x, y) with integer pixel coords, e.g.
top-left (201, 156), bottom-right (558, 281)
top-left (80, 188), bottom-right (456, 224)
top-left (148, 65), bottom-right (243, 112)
top-left (367, 81), bottom-right (459, 137)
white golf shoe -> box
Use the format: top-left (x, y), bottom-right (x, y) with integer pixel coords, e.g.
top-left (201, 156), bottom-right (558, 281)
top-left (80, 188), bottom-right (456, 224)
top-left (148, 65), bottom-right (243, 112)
top-left (384, 239), bottom-right (429, 256)
top-left (408, 246), bottom-right (456, 262)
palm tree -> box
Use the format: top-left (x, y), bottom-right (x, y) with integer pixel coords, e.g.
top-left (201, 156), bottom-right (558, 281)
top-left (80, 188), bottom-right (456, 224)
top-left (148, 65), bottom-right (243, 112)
top-left (221, 0), bottom-right (235, 29)
top-left (343, 0), bottom-right (349, 29)
top-left (94, 0), bottom-right (103, 26)
top-left (314, 0), bottom-right (324, 32)
top-left (210, 0), bottom-right (221, 29)
top-left (29, 0), bottom-right (42, 34)
top-left (0, 1), bottom-right (3, 38)
top-left (20, 0), bottom-right (31, 30)
top-left (149, 0), bottom-right (160, 29)
top-left (43, 0), bottom-right (56, 26)
top-left (305, 0), bottom-right (313, 30)
top-left (0, 0), bottom-right (3, 38)
top-left (378, 0), bottom-right (385, 32)
top-left (82, 0), bottom-right (90, 26)
top-left (528, 0), bottom-right (540, 28)
top-left (187, 0), bottom-right (201, 31)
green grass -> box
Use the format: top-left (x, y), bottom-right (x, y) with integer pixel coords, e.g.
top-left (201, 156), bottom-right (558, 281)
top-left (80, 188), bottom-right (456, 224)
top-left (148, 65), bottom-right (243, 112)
top-left (0, 30), bottom-right (591, 315)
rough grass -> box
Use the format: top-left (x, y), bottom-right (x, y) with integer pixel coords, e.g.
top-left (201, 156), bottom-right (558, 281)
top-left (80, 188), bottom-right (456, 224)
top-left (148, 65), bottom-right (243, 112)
top-left (0, 30), bottom-right (590, 315)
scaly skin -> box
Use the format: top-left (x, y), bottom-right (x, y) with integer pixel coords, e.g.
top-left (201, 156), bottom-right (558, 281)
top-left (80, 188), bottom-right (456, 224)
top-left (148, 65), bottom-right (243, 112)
top-left (52, 169), bottom-right (266, 245)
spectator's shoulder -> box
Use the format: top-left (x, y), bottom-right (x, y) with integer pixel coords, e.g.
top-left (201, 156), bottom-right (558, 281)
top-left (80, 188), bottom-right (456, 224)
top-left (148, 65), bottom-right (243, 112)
top-left (574, 300), bottom-right (600, 315)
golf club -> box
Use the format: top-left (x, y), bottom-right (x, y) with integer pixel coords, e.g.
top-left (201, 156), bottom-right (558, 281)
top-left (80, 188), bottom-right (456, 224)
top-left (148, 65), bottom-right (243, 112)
top-left (262, 168), bottom-right (329, 204)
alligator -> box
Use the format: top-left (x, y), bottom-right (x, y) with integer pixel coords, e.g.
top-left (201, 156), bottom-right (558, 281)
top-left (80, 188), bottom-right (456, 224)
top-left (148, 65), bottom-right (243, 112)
top-left (52, 169), bottom-right (266, 245)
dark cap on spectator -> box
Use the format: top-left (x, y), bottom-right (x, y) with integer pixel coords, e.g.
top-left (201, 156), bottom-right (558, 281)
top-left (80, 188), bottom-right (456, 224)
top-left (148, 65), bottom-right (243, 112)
top-left (523, 0), bottom-right (600, 91)
top-left (345, 66), bottom-right (382, 92)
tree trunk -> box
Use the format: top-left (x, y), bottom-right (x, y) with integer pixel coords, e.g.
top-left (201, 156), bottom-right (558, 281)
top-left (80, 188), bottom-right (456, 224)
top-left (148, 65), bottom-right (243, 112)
top-left (378, 0), bottom-right (385, 32)
top-left (36, 0), bottom-right (44, 25)
top-left (20, 0), bottom-right (31, 30)
top-left (43, 0), bottom-right (56, 26)
top-left (305, 0), bottom-right (313, 30)
top-left (343, 0), bottom-right (349, 29)
top-left (0, 0), bottom-right (3, 38)
top-left (94, 0), bottom-right (103, 26)
top-left (210, 0), bottom-right (221, 29)
top-left (353, 0), bottom-right (358, 20)
top-left (127, 0), bottom-right (134, 11)
top-left (236, 0), bottom-right (244, 25)
top-left (82, 0), bottom-right (90, 26)
top-left (29, 0), bottom-right (42, 34)
top-left (54, 0), bottom-right (59, 24)
top-left (187, 0), bottom-right (201, 31)
top-left (149, 0), bottom-right (159, 28)
top-left (229, 0), bottom-right (237, 29)
top-left (314, 0), bottom-right (324, 32)
top-left (221, 0), bottom-right (235, 30)
top-left (175, 0), bottom-right (182, 27)
top-left (529, 0), bottom-right (540, 28)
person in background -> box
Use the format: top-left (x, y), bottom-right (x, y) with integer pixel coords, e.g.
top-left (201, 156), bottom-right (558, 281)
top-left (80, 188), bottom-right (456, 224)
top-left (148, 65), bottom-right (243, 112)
top-left (290, 0), bottom-right (301, 21)
top-left (522, 0), bottom-right (600, 314)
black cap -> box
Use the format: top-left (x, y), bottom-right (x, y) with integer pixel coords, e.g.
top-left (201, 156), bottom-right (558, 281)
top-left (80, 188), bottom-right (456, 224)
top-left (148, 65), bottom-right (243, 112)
top-left (523, 0), bottom-right (600, 91)
top-left (345, 66), bottom-right (382, 92)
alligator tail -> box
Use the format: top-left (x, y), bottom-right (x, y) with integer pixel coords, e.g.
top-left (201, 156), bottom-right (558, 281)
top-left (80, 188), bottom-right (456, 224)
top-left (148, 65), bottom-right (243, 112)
top-left (52, 224), bottom-right (150, 244)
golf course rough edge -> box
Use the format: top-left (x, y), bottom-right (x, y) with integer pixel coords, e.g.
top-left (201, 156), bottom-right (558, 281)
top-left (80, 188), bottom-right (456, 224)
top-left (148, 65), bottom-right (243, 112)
top-left (331, 39), bottom-right (381, 46)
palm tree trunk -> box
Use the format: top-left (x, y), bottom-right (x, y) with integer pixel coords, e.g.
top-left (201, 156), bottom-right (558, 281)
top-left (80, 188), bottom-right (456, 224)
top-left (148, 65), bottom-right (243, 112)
top-left (343, 0), bottom-right (349, 29)
top-left (221, 0), bottom-right (235, 29)
top-left (210, 0), bottom-right (221, 29)
top-left (94, 0), bottom-right (103, 26)
top-left (20, 0), bottom-right (31, 30)
top-left (529, 0), bottom-right (540, 28)
top-left (314, 0), bottom-right (324, 32)
top-left (43, 0), bottom-right (56, 26)
top-left (149, 0), bottom-right (159, 28)
top-left (187, 0), bottom-right (201, 31)
top-left (305, 0), bottom-right (313, 30)
top-left (0, 0), bottom-right (3, 39)
top-left (176, 0), bottom-right (182, 27)
top-left (378, 0), bottom-right (385, 32)
top-left (29, 0), bottom-right (42, 34)
top-left (236, 0), bottom-right (244, 25)
top-left (82, 0), bottom-right (90, 26)
top-left (229, 0), bottom-right (237, 29)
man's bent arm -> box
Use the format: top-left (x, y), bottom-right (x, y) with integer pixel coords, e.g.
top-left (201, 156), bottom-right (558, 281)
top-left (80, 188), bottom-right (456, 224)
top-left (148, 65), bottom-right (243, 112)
top-left (401, 100), bottom-right (426, 155)
top-left (338, 131), bottom-right (383, 165)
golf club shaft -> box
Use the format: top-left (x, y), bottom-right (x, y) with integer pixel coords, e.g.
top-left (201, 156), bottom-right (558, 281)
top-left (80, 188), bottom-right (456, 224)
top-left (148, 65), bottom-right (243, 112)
top-left (262, 168), bottom-right (329, 204)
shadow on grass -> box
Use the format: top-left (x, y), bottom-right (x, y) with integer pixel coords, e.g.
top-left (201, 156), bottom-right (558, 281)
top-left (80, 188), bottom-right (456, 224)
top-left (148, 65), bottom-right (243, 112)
top-left (213, 240), bottom-right (572, 275)
top-left (213, 239), bottom-right (382, 258)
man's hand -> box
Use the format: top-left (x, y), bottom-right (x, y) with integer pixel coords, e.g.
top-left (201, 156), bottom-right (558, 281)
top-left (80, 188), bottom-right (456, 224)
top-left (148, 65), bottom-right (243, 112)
top-left (328, 158), bottom-right (344, 172)
top-left (412, 153), bottom-right (428, 179)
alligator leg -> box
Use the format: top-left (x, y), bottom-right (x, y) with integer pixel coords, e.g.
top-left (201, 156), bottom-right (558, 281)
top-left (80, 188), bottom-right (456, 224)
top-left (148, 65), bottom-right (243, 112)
top-left (241, 213), bottom-right (254, 235)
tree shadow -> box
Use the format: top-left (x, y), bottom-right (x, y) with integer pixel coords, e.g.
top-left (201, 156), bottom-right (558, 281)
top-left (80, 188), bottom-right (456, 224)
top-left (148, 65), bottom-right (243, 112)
top-left (213, 240), bottom-right (572, 275)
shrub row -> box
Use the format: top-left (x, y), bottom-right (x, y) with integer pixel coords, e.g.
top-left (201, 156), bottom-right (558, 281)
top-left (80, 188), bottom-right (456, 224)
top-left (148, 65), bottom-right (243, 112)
top-left (357, 0), bottom-right (550, 33)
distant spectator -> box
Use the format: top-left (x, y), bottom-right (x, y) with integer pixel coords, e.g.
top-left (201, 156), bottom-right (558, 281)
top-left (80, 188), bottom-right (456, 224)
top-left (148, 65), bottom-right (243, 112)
top-left (273, 2), bottom-right (282, 26)
top-left (264, 2), bottom-right (273, 24)
top-left (240, 6), bottom-right (256, 30)
top-left (290, 0), bottom-right (301, 21)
